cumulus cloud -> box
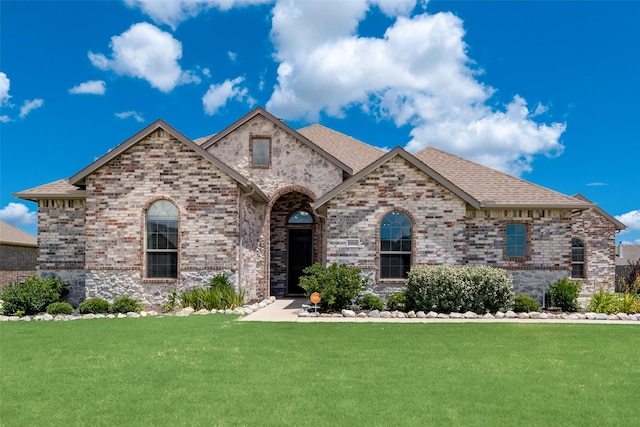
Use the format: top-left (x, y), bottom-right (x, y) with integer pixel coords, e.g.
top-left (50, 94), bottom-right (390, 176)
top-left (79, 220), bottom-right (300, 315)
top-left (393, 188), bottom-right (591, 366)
top-left (0, 203), bottom-right (37, 225)
top-left (19, 99), bottom-right (44, 118)
top-left (89, 22), bottom-right (199, 92)
top-left (115, 111), bottom-right (145, 122)
top-left (202, 76), bottom-right (255, 115)
top-left (125, 0), bottom-right (271, 29)
top-left (69, 80), bottom-right (106, 95)
top-left (616, 210), bottom-right (640, 231)
top-left (265, 1), bottom-right (566, 176)
top-left (0, 72), bottom-right (11, 105)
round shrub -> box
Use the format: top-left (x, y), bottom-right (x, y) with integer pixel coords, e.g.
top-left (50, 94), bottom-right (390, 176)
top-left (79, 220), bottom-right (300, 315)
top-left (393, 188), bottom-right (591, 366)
top-left (386, 292), bottom-right (407, 312)
top-left (0, 276), bottom-right (68, 315)
top-left (299, 263), bottom-right (365, 312)
top-left (357, 294), bottom-right (384, 311)
top-left (46, 302), bottom-right (74, 315)
top-left (78, 297), bottom-right (111, 314)
top-left (549, 277), bottom-right (580, 312)
top-left (111, 296), bottom-right (143, 314)
top-left (406, 265), bottom-right (513, 314)
top-left (512, 294), bottom-right (540, 313)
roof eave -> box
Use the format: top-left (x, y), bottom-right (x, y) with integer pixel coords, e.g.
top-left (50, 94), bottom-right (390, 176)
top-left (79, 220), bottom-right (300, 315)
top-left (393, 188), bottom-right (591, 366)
top-left (478, 202), bottom-right (593, 210)
top-left (12, 190), bottom-right (87, 202)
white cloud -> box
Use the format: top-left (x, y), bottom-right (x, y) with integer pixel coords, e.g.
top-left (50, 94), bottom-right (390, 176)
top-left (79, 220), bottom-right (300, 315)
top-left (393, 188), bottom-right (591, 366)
top-left (616, 210), bottom-right (640, 231)
top-left (125, 0), bottom-right (271, 29)
top-left (88, 22), bottom-right (199, 92)
top-left (228, 51), bottom-right (237, 62)
top-left (69, 80), bottom-right (106, 95)
top-left (0, 203), bottom-right (37, 225)
top-left (0, 72), bottom-right (11, 106)
top-left (0, 115), bottom-right (10, 123)
top-left (202, 76), bottom-right (255, 115)
top-left (19, 99), bottom-right (44, 118)
top-left (265, 2), bottom-right (566, 176)
top-left (586, 182), bottom-right (607, 187)
top-left (115, 111), bottom-right (145, 122)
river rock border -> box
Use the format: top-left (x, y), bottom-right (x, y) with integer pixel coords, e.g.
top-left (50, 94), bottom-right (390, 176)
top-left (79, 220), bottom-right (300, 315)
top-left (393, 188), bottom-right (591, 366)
top-left (0, 297), bottom-right (277, 322)
top-left (298, 308), bottom-right (640, 322)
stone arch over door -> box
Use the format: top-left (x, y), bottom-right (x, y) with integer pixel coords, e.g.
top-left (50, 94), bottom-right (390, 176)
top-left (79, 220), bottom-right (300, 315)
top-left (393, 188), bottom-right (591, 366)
top-left (267, 187), bottom-right (322, 296)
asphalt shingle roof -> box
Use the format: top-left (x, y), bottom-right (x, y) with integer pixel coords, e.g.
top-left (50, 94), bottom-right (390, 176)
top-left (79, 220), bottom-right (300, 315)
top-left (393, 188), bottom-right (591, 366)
top-left (0, 220), bottom-right (37, 246)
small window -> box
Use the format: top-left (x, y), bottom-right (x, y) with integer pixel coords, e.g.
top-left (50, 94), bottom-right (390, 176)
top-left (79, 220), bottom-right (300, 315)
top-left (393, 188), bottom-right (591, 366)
top-left (288, 210), bottom-right (313, 224)
top-left (380, 211), bottom-right (412, 279)
top-left (505, 223), bottom-right (527, 258)
top-left (147, 200), bottom-right (178, 278)
top-left (251, 136), bottom-right (271, 167)
top-left (571, 238), bottom-right (585, 279)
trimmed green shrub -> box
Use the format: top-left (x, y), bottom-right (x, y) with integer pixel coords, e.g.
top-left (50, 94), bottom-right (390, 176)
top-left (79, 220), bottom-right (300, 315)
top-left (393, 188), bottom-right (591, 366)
top-left (405, 265), bottom-right (513, 313)
top-left (46, 302), bottom-right (74, 315)
top-left (357, 294), bottom-right (384, 311)
top-left (299, 263), bottom-right (366, 312)
top-left (548, 277), bottom-right (580, 312)
top-left (512, 294), bottom-right (540, 313)
top-left (111, 296), bottom-right (143, 314)
top-left (0, 276), bottom-right (68, 315)
top-left (78, 297), bottom-right (111, 314)
top-left (386, 292), bottom-right (407, 312)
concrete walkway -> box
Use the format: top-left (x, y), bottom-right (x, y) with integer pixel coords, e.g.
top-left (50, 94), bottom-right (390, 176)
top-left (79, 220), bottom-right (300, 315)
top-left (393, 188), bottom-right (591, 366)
top-left (240, 298), bottom-right (638, 324)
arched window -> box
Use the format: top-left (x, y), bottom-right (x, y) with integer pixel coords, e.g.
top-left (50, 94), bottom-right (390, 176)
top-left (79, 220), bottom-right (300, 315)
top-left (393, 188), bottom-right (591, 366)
top-left (571, 238), bottom-right (585, 279)
top-left (288, 210), bottom-right (313, 224)
top-left (146, 200), bottom-right (178, 278)
top-left (380, 211), bottom-right (412, 279)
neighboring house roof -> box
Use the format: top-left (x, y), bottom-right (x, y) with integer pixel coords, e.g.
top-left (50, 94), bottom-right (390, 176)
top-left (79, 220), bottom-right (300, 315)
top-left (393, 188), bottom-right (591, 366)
top-left (414, 146), bottom-right (592, 209)
top-left (616, 244), bottom-right (640, 265)
top-left (312, 146), bottom-right (480, 209)
top-left (13, 179), bottom-right (86, 201)
top-left (572, 193), bottom-right (626, 230)
top-left (297, 124), bottom-right (385, 174)
top-left (0, 220), bottom-right (37, 247)
top-left (200, 107), bottom-right (355, 175)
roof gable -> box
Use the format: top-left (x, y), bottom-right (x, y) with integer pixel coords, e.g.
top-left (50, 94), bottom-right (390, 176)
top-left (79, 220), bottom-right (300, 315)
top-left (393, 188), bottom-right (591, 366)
top-left (67, 119), bottom-right (267, 202)
top-left (200, 107), bottom-right (354, 175)
top-left (415, 146), bottom-right (592, 209)
top-left (573, 193), bottom-right (626, 230)
top-left (312, 146), bottom-right (479, 209)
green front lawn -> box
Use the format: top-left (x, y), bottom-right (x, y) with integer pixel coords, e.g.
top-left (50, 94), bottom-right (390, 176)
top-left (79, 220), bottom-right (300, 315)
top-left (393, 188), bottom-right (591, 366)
top-left (1, 316), bottom-right (638, 426)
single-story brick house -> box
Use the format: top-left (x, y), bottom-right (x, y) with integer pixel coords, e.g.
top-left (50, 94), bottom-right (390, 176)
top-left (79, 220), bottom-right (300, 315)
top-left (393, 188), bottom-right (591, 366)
top-left (14, 107), bottom-right (625, 306)
top-left (0, 220), bottom-right (38, 287)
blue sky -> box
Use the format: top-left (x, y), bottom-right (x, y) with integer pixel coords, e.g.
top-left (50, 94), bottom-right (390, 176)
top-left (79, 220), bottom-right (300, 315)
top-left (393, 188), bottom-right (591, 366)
top-left (1, 0), bottom-right (638, 245)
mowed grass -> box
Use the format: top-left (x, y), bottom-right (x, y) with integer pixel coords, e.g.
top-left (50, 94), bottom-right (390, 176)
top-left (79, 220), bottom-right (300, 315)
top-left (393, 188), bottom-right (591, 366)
top-left (1, 317), bottom-right (638, 426)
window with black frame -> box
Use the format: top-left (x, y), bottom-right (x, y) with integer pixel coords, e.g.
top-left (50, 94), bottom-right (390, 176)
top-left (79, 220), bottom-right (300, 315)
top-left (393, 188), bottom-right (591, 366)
top-left (380, 211), bottom-right (412, 279)
top-left (146, 200), bottom-right (178, 278)
top-left (571, 238), bottom-right (585, 279)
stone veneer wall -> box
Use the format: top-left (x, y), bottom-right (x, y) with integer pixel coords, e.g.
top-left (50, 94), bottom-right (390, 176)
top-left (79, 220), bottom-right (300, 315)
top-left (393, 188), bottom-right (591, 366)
top-left (83, 128), bottom-right (241, 305)
top-left (239, 193), bottom-right (267, 301)
top-left (325, 155), bottom-right (467, 290)
top-left (572, 208), bottom-right (617, 294)
top-left (206, 115), bottom-right (344, 198)
top-left (0, 244), bottom-right (37, 287)
top-left (37, 199), bottom-right (86, 305)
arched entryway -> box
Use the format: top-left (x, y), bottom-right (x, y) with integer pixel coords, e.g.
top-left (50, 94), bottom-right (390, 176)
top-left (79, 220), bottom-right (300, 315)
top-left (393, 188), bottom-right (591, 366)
top-left (269, 190), bottom-right (322, 296)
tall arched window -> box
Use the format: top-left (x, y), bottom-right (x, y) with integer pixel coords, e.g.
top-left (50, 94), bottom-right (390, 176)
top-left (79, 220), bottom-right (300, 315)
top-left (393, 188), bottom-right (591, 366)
top-left (147, 200), bottom-right (178, 278)
top-left (571, 238), bottom-right (585, 279)
top-left (380, 211), bottom-right (412, 279)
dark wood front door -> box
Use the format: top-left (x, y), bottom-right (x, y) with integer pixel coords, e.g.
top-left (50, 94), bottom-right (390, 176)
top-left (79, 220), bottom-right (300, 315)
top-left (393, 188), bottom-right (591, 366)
top-left (287, 229), bottom-right (313, 295)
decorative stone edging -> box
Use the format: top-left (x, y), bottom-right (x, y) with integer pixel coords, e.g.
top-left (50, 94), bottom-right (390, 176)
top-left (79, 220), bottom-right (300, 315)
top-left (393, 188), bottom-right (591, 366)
top-left (298, 308), bottom-right (640, 322)
top-left (0, 297), bottom-right (277, 322)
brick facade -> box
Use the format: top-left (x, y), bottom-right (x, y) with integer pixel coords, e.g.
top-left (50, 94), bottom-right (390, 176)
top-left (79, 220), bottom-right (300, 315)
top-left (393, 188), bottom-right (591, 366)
top-left (19, 109), bottom-right (621, 308)
top-left (0, 244), bottom-right (37, 287)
